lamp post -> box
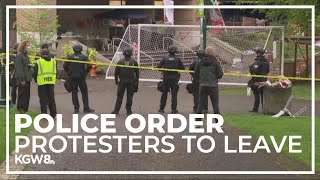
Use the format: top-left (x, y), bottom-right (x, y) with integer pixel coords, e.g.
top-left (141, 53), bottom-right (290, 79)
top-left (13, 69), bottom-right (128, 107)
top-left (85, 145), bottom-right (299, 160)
top-left (201, 0), bottom-right (210, 49)
top-left (0, 0), bottom-right (7, 107)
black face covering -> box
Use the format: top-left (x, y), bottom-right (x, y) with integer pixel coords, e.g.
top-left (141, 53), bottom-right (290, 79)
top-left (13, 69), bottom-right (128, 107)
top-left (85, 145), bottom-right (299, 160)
top-left (42, 55), bottom-right (51, 61)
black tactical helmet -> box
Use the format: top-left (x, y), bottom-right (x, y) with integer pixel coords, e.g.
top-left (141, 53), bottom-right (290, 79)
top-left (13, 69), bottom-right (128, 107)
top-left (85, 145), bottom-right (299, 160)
top-left (41, 49), bottom-right (51, 60)
top-left (253, 47), bottom-right (265, 55)
top-left (196, 49), bottom-right (205, 58)
top-left (40, 43), bottom-right (49, 49)
top-left (123, 48), bottom-right (133, 57)
top-left (41, 49), bottom-right (50, 56)
top-left (72, 44), bottom-right (83, 53)
top-left (13, 43), bottom-right (19, 50)
top-left (168, 45), bottom-right (178, 54)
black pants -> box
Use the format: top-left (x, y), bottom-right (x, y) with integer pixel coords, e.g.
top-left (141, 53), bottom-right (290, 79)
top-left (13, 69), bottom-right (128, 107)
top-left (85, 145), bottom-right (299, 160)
top-left (193, 82), bottom-right (208, 112)
top-left (11, 82), bottom-right (18, 105)
top-left (38, 84), bottom-right (57, 117)
top-left (71, 77), bottom-right (90, 111)
top-left (160, 80), bottom-right (179, 110)
top-left (17, 81), bottom-right (30, 112)
top-left (114, 81), bottom-right (134, 112)
top-left (252, 86), bottom-right (264, 111)
top-left (197, 86), bottom-right (220, 114)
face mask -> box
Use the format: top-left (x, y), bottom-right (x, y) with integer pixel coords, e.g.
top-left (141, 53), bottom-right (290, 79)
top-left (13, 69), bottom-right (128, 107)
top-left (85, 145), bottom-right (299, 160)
top-left (26, 46), bottom-right (31, 52)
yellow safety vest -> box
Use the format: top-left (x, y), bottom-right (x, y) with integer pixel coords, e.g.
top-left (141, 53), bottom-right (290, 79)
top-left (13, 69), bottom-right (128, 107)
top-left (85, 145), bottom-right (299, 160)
top-left (36, 58), bottom-right (57, 85)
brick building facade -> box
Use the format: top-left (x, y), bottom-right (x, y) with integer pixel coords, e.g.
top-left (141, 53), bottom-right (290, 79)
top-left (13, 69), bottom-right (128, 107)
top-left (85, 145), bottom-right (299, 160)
top-left (1, 0), bottom-right (201, 47)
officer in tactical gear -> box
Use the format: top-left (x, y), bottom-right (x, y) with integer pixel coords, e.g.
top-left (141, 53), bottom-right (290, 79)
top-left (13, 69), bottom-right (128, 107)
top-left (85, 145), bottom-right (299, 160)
top-left (111, 48), bottom-right (139, 115)
top-left (36, 43), bottom-right (55, 58)
top-left (33, 49), bottom-right (57, 118)
top-left (157, 45), bottom-right (185, 114)
top-left (248, 47), bottom-right (270, 112)
top-left (189, 49), bottom-right (208, 113)
top-left (63, 44), bottom-right (94, 113)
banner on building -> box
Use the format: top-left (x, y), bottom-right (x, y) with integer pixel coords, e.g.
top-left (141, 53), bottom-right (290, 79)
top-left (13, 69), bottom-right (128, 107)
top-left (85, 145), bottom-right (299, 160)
top-left (210, 0), bottom-right (225, 26)
top-left (210, 0), bottom-right (225, 34)
top-left (163, 0), bottom-right (174, 25)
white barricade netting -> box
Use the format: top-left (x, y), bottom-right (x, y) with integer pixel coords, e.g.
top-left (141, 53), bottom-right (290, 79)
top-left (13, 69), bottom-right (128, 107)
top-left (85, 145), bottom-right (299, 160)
top-left (106, 24), bottom-right (284, 85)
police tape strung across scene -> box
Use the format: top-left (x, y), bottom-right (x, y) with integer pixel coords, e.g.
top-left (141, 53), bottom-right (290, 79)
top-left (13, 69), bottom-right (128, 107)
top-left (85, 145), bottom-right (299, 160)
top-left (2, 53), bottom-right (319, 81)
top-left (14, 113), bottom-right (302, 155)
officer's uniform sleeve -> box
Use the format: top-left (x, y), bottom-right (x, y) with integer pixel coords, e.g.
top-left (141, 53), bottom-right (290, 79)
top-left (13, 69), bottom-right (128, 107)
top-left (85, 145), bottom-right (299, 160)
top-left (178, 57), bottom-right (185, 70)
top-left (194, 62), bottom-right (200, 80)
top-left (266, 62), bottom-right (270, 74)
top-left (114, 61), bottom-right (121, 83)
top-left (33, 63), bottom-right (38, 83)
top-left (157, 57), bottom-right (165, 68)
top-left (63, 55), bottom-right (71, 72)
top-left (189, 60), bottom-right (196, 75)
top-left (249, 62), bottom-right (255, 74)
top-left (84, 55), bottom-right (92, 73)
top-left (134, 60), bottom-right (139, 80)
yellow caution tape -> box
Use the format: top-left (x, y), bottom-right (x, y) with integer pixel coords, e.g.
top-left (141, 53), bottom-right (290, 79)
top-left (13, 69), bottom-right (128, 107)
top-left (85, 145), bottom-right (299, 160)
top-left (1, 53), bottom-right (319, 81)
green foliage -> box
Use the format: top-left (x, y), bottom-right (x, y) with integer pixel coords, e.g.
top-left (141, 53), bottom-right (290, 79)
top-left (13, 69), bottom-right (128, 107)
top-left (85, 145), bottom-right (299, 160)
top-left (88, 48), bottom-right (98, 61)
top-left (237, 0), bottom-right (320, 36)
top-left (87, 48), bottom-right (105, 74)
top-left (17, 0), bottom-right (60, 51)
top-left (62, 44), bottom-right (73, 58)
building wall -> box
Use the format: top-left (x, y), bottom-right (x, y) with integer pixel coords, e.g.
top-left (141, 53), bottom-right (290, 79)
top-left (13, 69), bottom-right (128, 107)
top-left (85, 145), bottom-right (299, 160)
top-left (16, 0), bottom-right (57, 31)
top-left (16, 0), bottom-right (57, 44)
top-left (174, 0), bottom-right (197, 25)
top-left (9, 0), bottom-right (204, 47)
top-left (0, 0), bottom-right (17, 47)
top-left (57, 9), bottom-right (109, 37)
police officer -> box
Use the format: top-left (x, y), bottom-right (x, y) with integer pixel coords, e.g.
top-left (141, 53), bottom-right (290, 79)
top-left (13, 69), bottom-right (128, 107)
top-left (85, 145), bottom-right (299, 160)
top-left (157, 45), bottom-right (185, 113)
top-left (189, 49), bottom-right (208, 113)
top-left (33, 49), bottom-right (57, 118)
top-left (195, 46), bottom-right (223, 115)
top-left (111, 48), bottom-right (139, 115)
top-left (9, 43), bottom-right (19, 105)
top-left (248, 47), bottom-right (270, 112)
top-left (63, 44), bottom-right (94, 113)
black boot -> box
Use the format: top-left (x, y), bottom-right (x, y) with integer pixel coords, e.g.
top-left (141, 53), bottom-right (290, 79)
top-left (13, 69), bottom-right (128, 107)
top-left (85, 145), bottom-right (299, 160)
top-left (84, 108), bottom-right (95, 113)
top-left (171, 109), bottom-right (179, 114)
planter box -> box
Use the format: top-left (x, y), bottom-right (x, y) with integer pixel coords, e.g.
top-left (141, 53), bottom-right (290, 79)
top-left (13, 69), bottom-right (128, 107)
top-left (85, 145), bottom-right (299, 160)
top-left (263, 86), bottom-right (292, 115)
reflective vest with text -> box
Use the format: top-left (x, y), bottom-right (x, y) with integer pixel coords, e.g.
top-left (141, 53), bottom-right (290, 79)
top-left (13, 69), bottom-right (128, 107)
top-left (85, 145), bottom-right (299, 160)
top-left (36, 58), bottom-right (57, 85)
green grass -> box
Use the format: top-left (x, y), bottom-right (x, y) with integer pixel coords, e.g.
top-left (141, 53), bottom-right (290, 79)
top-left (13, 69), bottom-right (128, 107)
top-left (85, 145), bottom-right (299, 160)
top-left (0, 108), bottom-right (38, 164)
top-left (221, 84), bottom-right (319, 100)
top-left (224, 113), bottom-right (319, 171)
